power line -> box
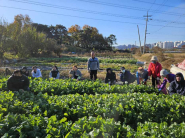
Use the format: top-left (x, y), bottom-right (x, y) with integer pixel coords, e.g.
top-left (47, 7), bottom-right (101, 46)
top-left (1, 5), bottom-right (185, 29)
top-left (148, 0), bottom-right (156, 12)
top-left (72, 0), bottom-right (184, 16)
top-left (7, 0), bottom-right (185, 25)
top-left (130, 0), bottom-right (185, 10)
top-left (151, 13), bottom-right (185, 34)
top-left (152, 0), bottom-right (168, 17)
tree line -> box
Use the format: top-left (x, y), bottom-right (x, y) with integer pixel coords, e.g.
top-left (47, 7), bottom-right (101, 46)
top-left (0, 14), bottom-right (117, 58)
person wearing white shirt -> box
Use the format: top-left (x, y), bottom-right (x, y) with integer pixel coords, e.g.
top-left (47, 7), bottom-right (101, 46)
top-left (32, 66), bottom-right (42, 78)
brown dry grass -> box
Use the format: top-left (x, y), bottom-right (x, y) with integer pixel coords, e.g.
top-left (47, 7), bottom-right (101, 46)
top-left (133, 53), bottom-right (185, 70)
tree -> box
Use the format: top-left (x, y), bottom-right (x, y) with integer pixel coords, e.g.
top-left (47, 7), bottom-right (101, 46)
top-left (7, 14), bottom-right (32, 55)
top-left (18, 26), bottom-right (46, 57)
top-left (55, 24), bottom-right (67, 45)
top-left (0, 19), bottom-right (8, 59)
top-left (32, 23), bottom-right (51, 37)
top-left (68, 25), bottom-right (81, 47)
top-left (107, 34), bottom-right (117, 48)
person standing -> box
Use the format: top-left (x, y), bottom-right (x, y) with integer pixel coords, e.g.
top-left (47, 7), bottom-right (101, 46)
top-left (21, 66), bottom-right (30, 77)
top-left (105, 68), bottom-right (116, 85)
top-left (169, 72), bottom-right (185, 95)
top-left (136, 67), bottom-right (148, 85)
top-left (69, 66), bottom-right (82, 81)
top-left (158, 69), bottom-right (175, 94)
top-left (32, 66), bottom-right (42, 78)
top-left (88, 52), bottom-right (99, 80)
top-left (7, 70), bottom-right (30, 91)
top-left (148, 56), bottom-right (162, 88)
top-left (49, 66), bottom-right (60, 79)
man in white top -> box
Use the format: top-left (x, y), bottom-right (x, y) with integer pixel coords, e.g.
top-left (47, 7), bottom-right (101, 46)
top-left (32, 66), bottom-right (42, 78)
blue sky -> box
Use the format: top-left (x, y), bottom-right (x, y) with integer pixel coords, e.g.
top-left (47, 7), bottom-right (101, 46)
top-left (0, 0), bottom-right (185, 45)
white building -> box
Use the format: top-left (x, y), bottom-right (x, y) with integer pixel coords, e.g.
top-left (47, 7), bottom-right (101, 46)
top-left (174, 41), bottom-right (181, 47)
top-left (163, 41), bottom-right (174, 49)
top-left (177, 41), bottom-right (185, 48)
top-left (156, 41), bottom-right (163, 48)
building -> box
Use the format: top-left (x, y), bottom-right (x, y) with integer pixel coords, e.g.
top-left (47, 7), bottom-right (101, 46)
top-left (177, 41), bottom-right (185, 48)
top-left (156, 41), bottom-right (163, 48)
top-left (163, 41), bottom-right (174, 49)
top-left (174, 41), bottom-right (181, 47)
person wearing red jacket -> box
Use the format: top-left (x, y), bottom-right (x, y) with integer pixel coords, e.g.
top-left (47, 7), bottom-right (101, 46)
top-left (148, 56), bottom-right (162, 88)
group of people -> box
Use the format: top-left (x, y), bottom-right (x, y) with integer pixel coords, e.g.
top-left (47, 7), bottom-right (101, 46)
top-left (6, 52), bottom-right (185, 95)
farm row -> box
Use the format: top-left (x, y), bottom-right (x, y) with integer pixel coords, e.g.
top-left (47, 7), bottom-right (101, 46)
top-left (1, 89), bottom-right (185, 137)
top-left (0, 78), bottom-right (156, 95)
top-left (11, 57), bottom-right (137, 64)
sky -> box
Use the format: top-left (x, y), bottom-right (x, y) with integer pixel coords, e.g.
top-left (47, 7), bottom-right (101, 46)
top-left (0, 0), bottom-right (185, 46)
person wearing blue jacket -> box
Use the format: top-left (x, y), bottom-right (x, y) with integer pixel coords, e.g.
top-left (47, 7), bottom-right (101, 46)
top-left (32, 66), bottom-right (42, 78)
top-left (169, 72), bottom-right (185, 95)
top-left (88, 52), bottom-right (99, 80)
top-left (136, 67), bottom-right (148, 85)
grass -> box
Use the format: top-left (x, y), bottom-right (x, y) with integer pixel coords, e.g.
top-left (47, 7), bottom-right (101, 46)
top-left (133, 53), bottom-right (185, 70)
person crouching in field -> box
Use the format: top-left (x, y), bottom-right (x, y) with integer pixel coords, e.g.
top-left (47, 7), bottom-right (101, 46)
top-left (32, 66), bottom-right (42, 78)
top-left (21, 66), bottom-right (30, 77)
top-left (148, 56), bottom-right (162, 88)
top-left (7, 70), bottom-right (30, 92)
top-left (120, 67), bottom-right (136, 85)
top-left (158, 69), bottom-right (175, 94)
top-left (169, 72), bottom-right (185, 95)
top-left (136, 67), bottom-right (148, 85)
top-left (88, 52), bottom-right (99, 80)
top-left (49, 66), bottom-right (60, 79)
top-left (69, 66), bottom-right (82, 81)
top-left (105, 68), bottom-right (116, 85)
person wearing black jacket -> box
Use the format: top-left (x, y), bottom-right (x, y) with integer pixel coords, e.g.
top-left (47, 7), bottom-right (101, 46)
top-left (7, 70), bottom-right (30, 91)
top-left (21, 66), bottom-right (30, 77)
top-left (169, 72), bottom-right (185, 95)
top-left (49, 66), bottom-right (60, 79)
top-left (105, 68), bottom-right (116, 85)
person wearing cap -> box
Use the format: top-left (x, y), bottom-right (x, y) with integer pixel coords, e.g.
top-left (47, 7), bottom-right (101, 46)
top-left (169, 72), bottom-right (185, 95)
top-left (136, 67), bottom-right (148, 85)
top-left (88, 51), bottom-right (99, 80)
top-left (120, 67), bottom-right (136, 85)
top-left (105, 68), bottom-right (116, 85)
top-left (21, 66), bottom-right (30, 77)
top-left (69, 66), bottom-right (82, 81)
top-left (148, 56), bottom-right (162, 88)
top-left (7, 70), bottom-right (30, 91)
top-left (49, 66), bottom-right (60, 79)
top-left (31, 66), bottom-right (42, 78)
top-left (158, 69), bottom-right (175, 94)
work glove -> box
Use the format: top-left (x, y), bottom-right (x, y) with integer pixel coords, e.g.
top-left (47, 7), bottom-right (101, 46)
top-left (157, 77), bottom-right (160, 81)
top-left (158, 89), bottom-right (162, 92)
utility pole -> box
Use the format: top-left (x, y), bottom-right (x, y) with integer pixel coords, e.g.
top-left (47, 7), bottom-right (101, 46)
top-left (137, 25), bottom-right (142, 53)
top-left (143, 11), bottom-right (152, 54)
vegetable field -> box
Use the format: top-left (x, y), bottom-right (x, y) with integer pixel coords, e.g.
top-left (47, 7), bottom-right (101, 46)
top-left (22, 57), bottom-right (137, 64)
top-left (1, 78), bottom-right (185, 137)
